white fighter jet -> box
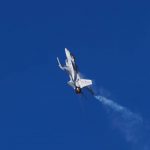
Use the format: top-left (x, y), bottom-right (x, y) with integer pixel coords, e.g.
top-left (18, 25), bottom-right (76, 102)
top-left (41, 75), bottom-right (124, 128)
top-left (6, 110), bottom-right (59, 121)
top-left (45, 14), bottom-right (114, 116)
top-left (57, 48), bottom-right (93, 94)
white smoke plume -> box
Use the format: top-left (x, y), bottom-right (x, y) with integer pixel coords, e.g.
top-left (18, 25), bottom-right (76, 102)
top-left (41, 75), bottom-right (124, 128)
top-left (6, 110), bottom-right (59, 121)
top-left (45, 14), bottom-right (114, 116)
top-left (94, 95), bottom-right (147, 146)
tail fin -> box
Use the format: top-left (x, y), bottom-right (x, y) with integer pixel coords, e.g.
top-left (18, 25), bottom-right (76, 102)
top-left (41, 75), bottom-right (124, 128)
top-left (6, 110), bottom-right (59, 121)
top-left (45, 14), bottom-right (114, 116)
top-left (77, 79), bottom-right (92, 88)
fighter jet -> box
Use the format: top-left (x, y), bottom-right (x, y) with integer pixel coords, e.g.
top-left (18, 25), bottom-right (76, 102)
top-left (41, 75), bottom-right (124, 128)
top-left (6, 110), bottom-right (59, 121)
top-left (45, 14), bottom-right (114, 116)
top-left (57, 48), bottom-right (93, 94)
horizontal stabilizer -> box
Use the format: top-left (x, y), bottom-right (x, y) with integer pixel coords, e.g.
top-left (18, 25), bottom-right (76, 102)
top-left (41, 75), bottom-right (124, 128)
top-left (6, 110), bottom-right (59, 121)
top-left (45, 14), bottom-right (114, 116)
top-left (67, 81), bottom-right (75, 89)
top-left (77, 79), bottom-right (92, 88)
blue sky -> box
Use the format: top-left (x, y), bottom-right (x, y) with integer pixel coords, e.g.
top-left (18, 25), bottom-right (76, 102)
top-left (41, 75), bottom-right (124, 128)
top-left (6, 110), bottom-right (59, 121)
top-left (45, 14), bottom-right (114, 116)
top-left (0, 0), bottom-right (150, 149)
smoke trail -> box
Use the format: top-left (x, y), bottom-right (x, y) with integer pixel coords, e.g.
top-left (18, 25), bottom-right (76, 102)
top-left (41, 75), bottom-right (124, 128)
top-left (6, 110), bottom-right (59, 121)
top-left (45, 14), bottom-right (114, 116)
top-left (95, 95), bottom-right (144, 144)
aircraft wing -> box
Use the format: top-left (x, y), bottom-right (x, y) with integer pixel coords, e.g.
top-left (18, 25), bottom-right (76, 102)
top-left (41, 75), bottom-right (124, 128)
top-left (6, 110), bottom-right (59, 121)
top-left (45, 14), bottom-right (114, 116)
top-left (57, 57), bottom-right (63, 68)
top-left (77, 79), bottom-right (92, 89)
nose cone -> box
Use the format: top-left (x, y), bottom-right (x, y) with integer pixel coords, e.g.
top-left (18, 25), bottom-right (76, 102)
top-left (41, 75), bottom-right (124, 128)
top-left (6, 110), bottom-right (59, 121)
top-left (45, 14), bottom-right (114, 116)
top-left (65, 48), bottom-right (68, 53)
top-left (65, 48), bottom-right (70, 58)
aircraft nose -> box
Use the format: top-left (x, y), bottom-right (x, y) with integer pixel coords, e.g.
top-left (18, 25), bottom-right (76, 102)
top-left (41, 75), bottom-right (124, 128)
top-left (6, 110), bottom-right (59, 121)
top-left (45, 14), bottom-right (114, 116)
top-left (65, 48), bottom-right (69, 53)
top-left (65, 48), bottom-right (70, 57)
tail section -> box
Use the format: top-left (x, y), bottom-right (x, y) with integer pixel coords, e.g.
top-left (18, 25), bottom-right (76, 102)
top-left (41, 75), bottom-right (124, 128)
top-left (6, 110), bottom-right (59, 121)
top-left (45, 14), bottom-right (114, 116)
top-left (67, 80), bottom-right (75, 89)
top-left (77, 79), bottom-right (92, 88)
